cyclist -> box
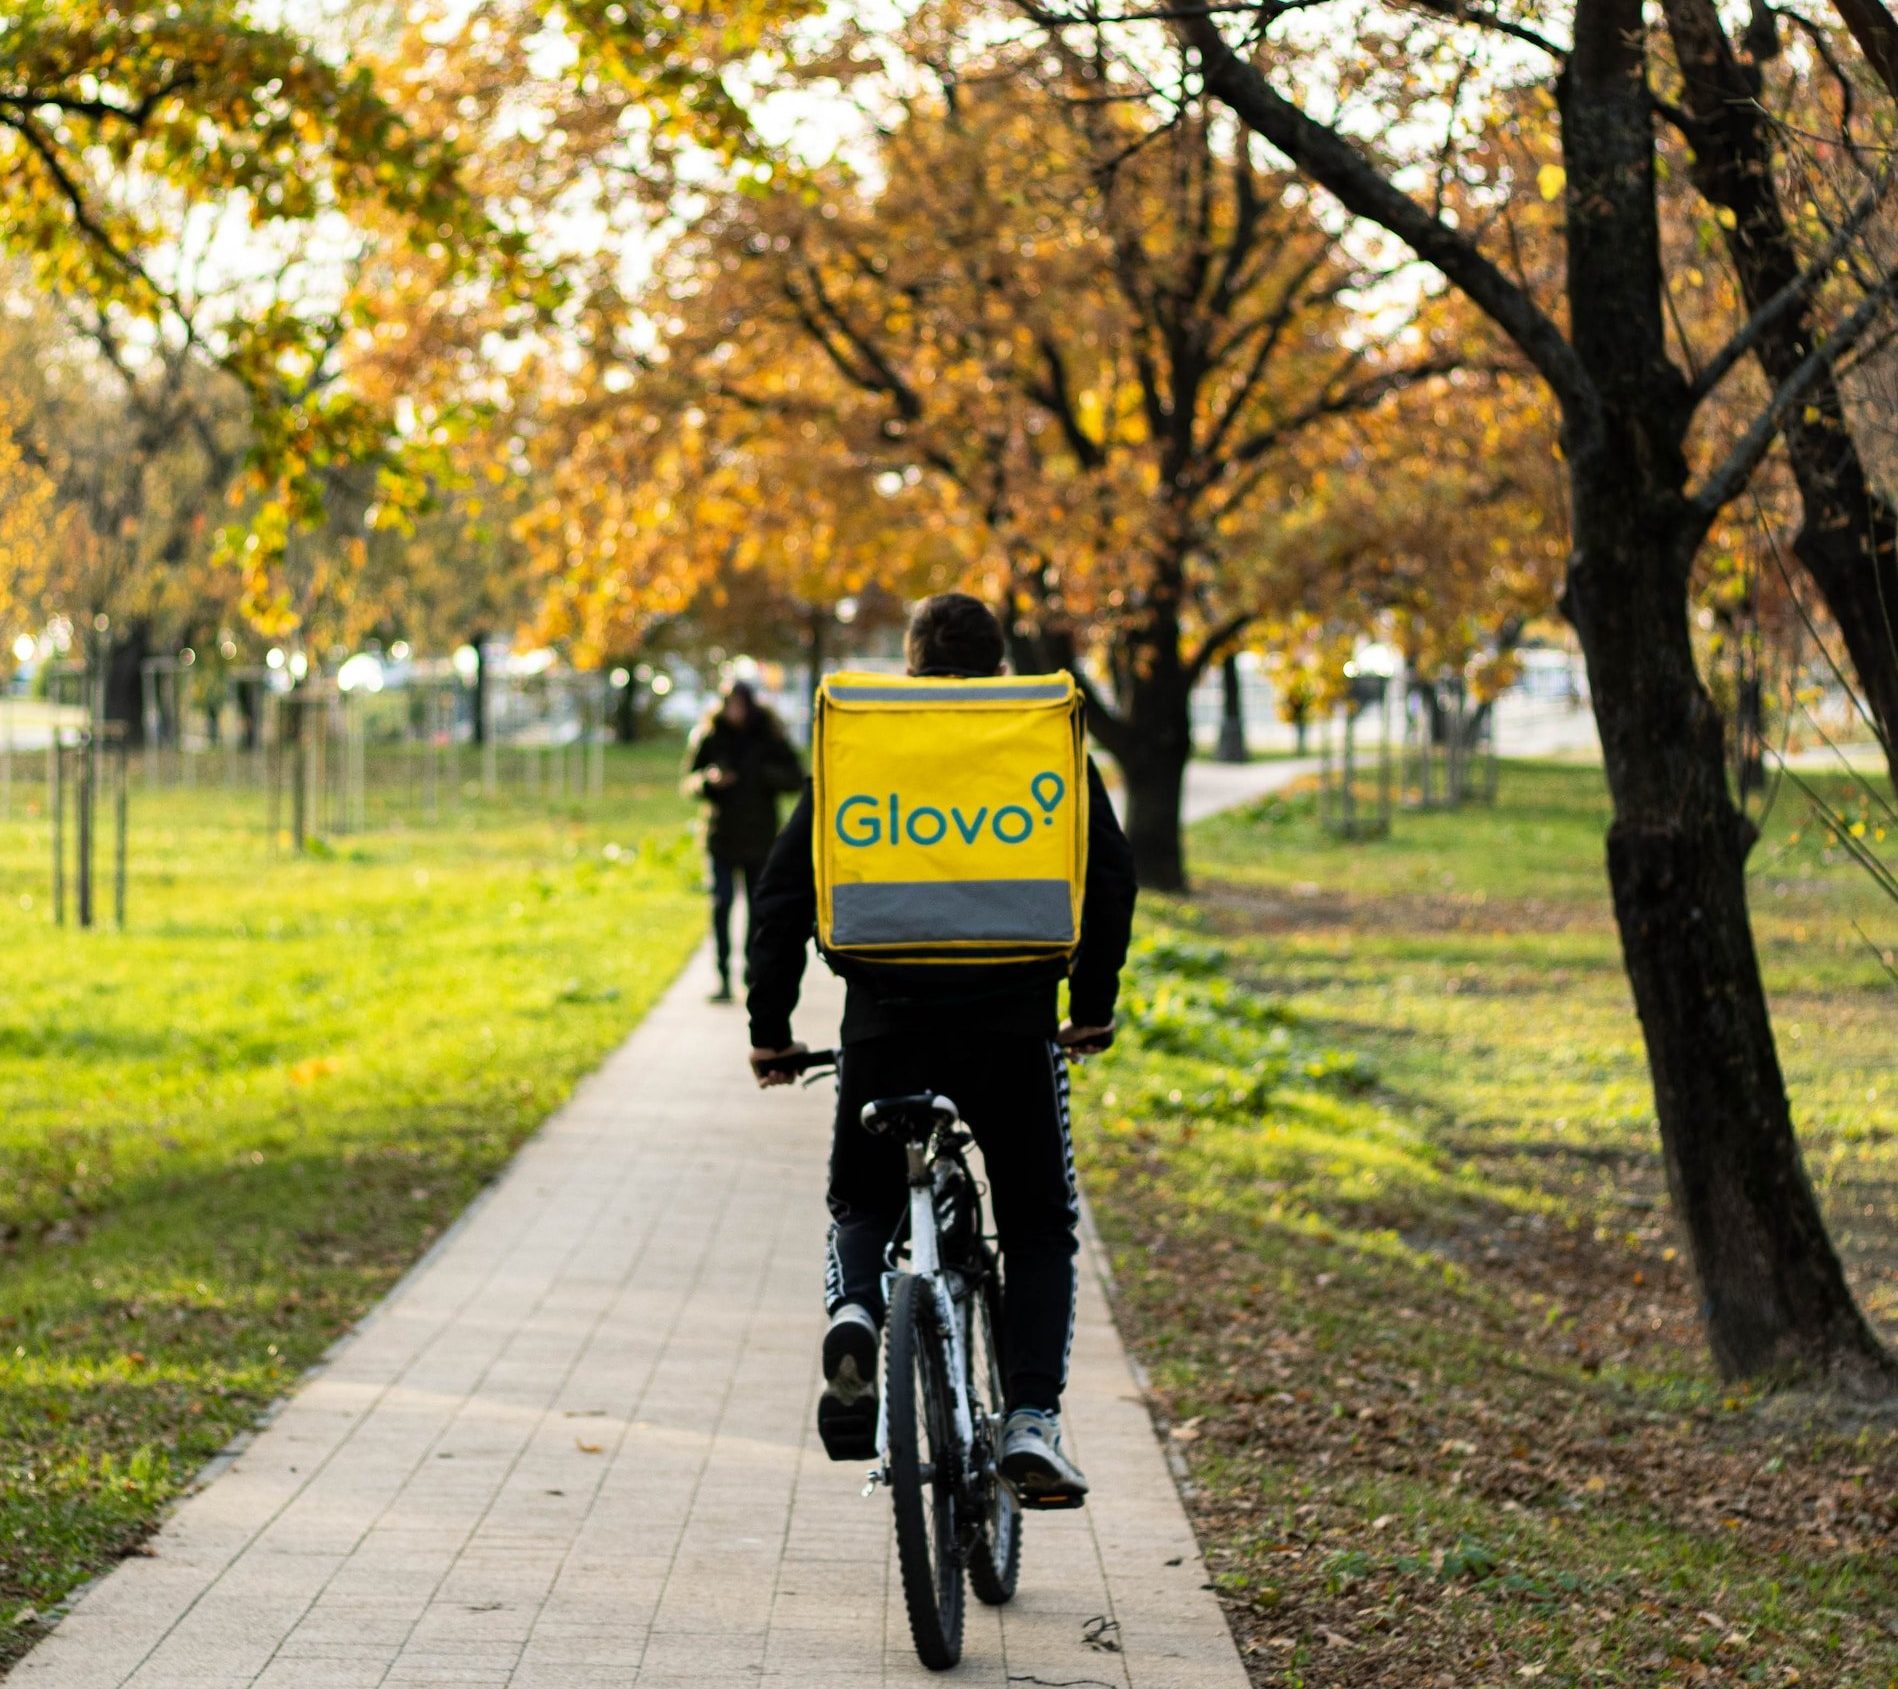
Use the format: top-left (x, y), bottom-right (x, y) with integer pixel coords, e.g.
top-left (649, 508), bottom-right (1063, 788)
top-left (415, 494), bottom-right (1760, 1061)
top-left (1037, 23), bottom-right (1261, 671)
top-left (747, 593), bottom-right (1136, 1507)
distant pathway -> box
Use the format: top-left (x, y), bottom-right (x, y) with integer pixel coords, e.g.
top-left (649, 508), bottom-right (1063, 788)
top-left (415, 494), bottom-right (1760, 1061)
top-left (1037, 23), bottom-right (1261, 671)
top-left (15, 945), bottom-right (1247, 1689)
top-left (1177, 757), bottom-right (1319, 824)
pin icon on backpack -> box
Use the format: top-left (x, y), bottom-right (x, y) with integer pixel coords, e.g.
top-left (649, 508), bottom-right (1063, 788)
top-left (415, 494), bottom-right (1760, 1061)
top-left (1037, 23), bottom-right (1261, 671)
top-left (1031, 771), bottom-right (1065, 824)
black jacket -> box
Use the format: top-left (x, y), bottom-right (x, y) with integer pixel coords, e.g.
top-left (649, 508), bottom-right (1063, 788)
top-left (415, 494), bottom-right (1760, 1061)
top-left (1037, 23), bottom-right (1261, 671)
top-left (684, 720), bottom-right (805, 864)
top-left (746, 757), bottom-right (1137, 1049)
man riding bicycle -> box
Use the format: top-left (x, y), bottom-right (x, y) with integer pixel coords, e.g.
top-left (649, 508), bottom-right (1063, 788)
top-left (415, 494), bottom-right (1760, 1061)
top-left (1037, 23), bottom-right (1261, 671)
top-left (747, 593), bottom-right (1136, 1508)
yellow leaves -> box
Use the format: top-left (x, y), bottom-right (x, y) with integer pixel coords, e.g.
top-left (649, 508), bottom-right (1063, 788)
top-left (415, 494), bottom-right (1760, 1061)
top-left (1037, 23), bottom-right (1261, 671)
top-left (1536, 163), bottom-right (1565, 202)
top-left (0, 392), bottom-right (59, 630)
top-left (288, 1057), bottom-right (339, 1086)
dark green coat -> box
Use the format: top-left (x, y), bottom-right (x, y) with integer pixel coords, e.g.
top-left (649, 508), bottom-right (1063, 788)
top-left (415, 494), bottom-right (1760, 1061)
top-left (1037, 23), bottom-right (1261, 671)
top-left (684, 720), bottom-right (804, 864)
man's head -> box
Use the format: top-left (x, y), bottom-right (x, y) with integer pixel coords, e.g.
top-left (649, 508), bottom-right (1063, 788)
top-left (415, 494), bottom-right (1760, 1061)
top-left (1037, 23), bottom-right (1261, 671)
top-left (906, 592), bottom-right (1005, 678)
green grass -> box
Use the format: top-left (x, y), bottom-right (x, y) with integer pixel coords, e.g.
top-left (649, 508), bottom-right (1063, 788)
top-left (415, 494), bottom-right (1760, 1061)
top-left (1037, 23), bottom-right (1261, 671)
top-left (1078, 762), bottom-right (1898, 1687)
top-left (0, 742), bottom-right (706, 1664)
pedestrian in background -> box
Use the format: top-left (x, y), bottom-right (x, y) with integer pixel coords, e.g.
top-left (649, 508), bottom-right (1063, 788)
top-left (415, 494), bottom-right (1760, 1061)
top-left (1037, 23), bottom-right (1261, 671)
top-left (683, 680), bottom-right (804, 1002)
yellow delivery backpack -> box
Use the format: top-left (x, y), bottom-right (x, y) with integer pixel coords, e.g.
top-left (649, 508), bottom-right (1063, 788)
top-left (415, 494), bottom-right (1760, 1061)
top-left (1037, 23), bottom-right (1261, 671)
top-left (812, 672), bottom-right (1088, 965)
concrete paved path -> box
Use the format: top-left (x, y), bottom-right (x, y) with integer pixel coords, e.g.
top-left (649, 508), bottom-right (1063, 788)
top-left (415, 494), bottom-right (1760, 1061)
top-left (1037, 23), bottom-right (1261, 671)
top-left (1097, 755), bottom-right (1319, 829)
top-left (15, 951), bottom-right (1246, 1689)
top-left (1177, 758), bottom-right (1317, 825)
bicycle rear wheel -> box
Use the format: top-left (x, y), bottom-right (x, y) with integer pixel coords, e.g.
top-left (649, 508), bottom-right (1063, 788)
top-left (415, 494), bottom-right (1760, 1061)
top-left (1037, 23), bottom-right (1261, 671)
top-left (886, 1272), bottom-right (965, 1669)
top-left (966, 1272), bottom-right (1021, 1605)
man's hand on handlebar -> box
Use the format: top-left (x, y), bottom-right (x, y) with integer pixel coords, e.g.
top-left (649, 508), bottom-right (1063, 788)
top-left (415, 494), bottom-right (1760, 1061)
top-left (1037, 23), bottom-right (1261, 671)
top-left (1057, 1020), bottom-right (1115, 1057)
top-left (751, 1041), bottom-right (808, 1087)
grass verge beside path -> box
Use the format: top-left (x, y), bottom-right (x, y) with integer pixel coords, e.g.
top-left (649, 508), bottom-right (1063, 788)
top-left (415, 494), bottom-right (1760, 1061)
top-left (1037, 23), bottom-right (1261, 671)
top-left (1075, 762), bottom-right (1898, 1687)
top-left (0, 743), bottom-right (706, 1668)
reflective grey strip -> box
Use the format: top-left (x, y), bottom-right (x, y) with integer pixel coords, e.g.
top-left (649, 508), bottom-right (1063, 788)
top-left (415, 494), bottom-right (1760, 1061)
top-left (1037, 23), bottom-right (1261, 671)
top-left (823, 681), bottom-right (1072, 704)
top-left (831, 879), bottom-right (1074, 945)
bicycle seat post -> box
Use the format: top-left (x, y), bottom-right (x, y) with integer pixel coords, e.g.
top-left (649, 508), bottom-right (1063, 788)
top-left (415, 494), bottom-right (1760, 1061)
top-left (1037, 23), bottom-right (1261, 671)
top-left (905, 1137), bottom-right (931, 1190)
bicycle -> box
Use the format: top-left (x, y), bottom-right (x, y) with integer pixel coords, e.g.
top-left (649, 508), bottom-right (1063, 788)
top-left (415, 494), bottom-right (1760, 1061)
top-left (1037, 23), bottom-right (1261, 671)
top-left (763, 1046), bottom-right (1080, 1671)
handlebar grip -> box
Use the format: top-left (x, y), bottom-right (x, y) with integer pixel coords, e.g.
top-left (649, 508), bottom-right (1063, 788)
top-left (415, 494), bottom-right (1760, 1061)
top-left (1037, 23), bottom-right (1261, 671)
top-left (754, 1048), bottom-right (839, 1078)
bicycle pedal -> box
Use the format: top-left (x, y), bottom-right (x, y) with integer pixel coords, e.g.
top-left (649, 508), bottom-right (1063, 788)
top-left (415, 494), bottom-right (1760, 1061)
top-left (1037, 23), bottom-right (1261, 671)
top-left (1014, 1489), bottom-right (1087, 1512)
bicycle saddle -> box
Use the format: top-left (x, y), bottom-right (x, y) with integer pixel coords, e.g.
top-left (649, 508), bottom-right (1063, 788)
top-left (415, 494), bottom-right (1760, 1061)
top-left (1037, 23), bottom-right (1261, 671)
top-left (860, 1092), bottom-right (960, 1138)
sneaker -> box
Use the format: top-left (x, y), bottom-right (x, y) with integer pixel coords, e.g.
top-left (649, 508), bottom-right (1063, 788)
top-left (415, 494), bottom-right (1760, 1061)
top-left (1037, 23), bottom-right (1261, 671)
top-left (709, 976), bottom-right (734, 1004)
top-left (818, 1304), bottom-right (879, 1461)
top-left (1000, 1407), bottom-right (1088, 1507)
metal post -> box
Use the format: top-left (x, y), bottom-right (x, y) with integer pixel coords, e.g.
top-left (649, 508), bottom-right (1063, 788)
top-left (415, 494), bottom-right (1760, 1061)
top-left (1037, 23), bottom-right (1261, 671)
top-left (114, 736), bottom-right (127, 930)
top-left (292, 700), bottom-right (308, 853)
top-left (51, 730), bottom-right (64, 924)
top-left (76, 727), bottom-right (94, 928)
top-left (142, 661), bottom-right (159, 787)
top-left (1317, 710), bottom-right (1332, 832)
top-left (350, 692), bottom-right (366, 833)
top-left (330, 694), bottom-right (345, 834)
top-left (182, 676), bottom-right (196, 791)
top-left (1379, 682), bottom-right (1394, 831)
top-left (267, 694), bottom-right (281, 852)
top-left (1340, 707), bottom-right (1354, 835)
top-left (316, 693), bottom-right (332, 837)
top-left (589, 678), bottom-right (606, 799)
top-left (481, 675), bottom-right (497, 798)
top-left (425, 690), bottom-right (440, 823)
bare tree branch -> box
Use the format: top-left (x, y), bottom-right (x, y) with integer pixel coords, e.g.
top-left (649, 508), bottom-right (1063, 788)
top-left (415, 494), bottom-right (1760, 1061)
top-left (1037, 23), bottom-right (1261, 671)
top-left (1691, 269), bottom-right (1898, 523)
top-left (1128, 3), bottom-right (1597, 424)
top-left (1830, 0), bottom-right (1898, 103)
top-left (1185, 609), bottom-right (1254, 683)
top-left (1687, 160), bottom-right (1898, 410)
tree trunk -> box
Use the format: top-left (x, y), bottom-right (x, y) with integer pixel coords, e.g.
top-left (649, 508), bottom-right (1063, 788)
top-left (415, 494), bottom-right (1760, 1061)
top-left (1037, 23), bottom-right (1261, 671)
top-left (236, 678), bottom-right (263, 752)
top-left (103, 622), bottom-right (151, 748)
top-left (609, 663), bottom-right (640, 743)
top-left (470, 631), bottom-right (490, 747)
top-left (1215, 651), bottom-right (1249, 763)
top-left (1558, 16), bottom-right (1891, 1388)
top-left (1112, 610), bottom-right (1194, 891)
top-left (1566, 461), bottom-right (1894, 1388)
top-left (807, 604), bottom-right (826, 728)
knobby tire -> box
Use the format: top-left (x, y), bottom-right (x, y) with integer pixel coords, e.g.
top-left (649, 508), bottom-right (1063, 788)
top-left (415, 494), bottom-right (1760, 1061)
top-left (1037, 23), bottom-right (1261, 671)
top-left (887, 1272), bottom-right (965, 1669)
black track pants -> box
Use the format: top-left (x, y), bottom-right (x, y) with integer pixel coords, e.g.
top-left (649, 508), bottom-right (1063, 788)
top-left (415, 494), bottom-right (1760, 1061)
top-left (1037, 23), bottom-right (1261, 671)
top-left (825, 1031), bottom-right (1079, 1413)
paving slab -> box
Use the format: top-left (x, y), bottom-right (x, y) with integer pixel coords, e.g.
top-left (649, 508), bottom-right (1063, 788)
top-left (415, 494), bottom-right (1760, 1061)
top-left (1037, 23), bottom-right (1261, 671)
top-left (14, 945), bottom-right (1246, 1688)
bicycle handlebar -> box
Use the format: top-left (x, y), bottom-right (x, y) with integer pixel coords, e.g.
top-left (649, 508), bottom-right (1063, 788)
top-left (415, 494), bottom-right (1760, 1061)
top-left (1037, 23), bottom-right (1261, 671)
top-left (754, 1028), bottom-right (1111, 1086)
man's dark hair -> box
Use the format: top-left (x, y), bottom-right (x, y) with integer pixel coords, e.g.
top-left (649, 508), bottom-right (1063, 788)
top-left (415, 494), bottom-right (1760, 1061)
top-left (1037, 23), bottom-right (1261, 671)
top-left (906, 592), bottom-right (1005, 677)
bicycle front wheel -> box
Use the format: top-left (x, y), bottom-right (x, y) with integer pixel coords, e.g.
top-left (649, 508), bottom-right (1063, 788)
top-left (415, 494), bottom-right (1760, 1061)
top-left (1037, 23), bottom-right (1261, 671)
top-left (886, 1272), bottom-right (965, 1670)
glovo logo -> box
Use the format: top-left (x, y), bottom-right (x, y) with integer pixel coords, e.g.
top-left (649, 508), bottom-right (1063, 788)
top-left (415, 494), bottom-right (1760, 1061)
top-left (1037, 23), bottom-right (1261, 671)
top-left (836, 771), bottom-right (1067, 849)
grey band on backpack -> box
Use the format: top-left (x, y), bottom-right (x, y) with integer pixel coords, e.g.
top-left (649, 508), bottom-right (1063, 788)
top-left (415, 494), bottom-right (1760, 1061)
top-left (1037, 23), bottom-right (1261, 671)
top-left (830, 878), bottom-right (1076, 945)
